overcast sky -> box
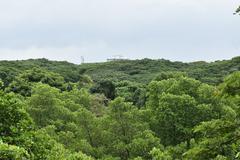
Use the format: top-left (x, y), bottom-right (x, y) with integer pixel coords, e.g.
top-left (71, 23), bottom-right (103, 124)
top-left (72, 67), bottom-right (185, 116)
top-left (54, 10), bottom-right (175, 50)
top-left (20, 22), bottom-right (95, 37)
top-left (0, 0), bottom-right (239, 63)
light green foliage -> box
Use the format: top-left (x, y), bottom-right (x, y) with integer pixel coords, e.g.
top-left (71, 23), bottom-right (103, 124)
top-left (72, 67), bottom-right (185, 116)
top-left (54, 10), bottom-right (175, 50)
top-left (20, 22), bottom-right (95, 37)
top-left (77, 75), bottom-right (93, 89)
top-left (150, 148), bottom-right (172, 160)
top-left (0, 141), bottom-right (29, 160)
top-left (147, 76), bottom-right (229, 147)
top-left (29, 129), bottom-right (67, 160)
top-left (129, 130), bottom-right (162, 159)
top-left (0, 79), bottom-right (4, 89)
top-left (183, 119), bottom-right (239, 159)
top-left (25, 82), bottom-right (107, 158)
top-left (219, 72), bottom-right (240, 110)
top-left (214, 155), bottom-right (228, 160)
top-left (67, 152), bottom-right (94, 160)
top-left (220, 71), bottom-right (240, 97)
top-left (28, 129), bottom-right (94, 160)
top-left (219, 71), bottom-right (240, 106)
top-left (62, 87), bottom-right (106, 115)
top-left (183, 72), bottom-right (240, 160)
top-left (152, 93), bottom-right (198, 146)
top-left (102, 98), bottom-right (152, 159)
top-left (74, 108), bottom-right (103, 157)
top-left (0, 91), bottom-right (33, 144)
top-left (27, 83), bottom-right (72, 127)
top-left (154, 71), bottom-right (187, 81)
top-left (61, 88), bottom-right (92, 110)
top-left (0, 90), bottom-right (77, 160)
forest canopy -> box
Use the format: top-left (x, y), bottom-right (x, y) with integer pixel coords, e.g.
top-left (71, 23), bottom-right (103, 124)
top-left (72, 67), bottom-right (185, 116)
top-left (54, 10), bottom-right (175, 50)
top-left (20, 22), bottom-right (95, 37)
top-left (0, 57), bottom-right (239, 160)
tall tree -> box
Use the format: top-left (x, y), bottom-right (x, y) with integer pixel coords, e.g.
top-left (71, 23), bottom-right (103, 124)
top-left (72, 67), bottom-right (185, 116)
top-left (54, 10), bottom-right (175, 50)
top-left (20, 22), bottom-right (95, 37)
top-left (147, 76), bottom-right (232, 147)
top-left (184, 72), bottom-right (240, 159)
top-left (0, 91), bottom-right (33, 144)
top-left (102, 98), bottom-right (155, 159)
top-left (27, 83), bottom-right (72, 127)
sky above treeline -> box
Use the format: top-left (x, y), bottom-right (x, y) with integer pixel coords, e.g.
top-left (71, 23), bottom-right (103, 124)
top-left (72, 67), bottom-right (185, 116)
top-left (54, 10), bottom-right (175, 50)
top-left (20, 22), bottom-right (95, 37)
top-left (0, 0), bottom-right (239, 64)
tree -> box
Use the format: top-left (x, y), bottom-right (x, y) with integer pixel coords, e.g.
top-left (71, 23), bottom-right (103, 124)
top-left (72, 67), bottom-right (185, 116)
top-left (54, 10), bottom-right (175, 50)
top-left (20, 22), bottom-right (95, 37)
top-left (147, 76), bottom-right (231, 147)
top-left (183, 72), bottom-right (240, 159)
top-left (129, 130), bottom-right (162, 159)
top-left (67, 151), bottom-right (94, 160)
top-left (0, 141), bottom-right (29, 160)
top-left (74, 108), bottom-right (103, 158)
top-left (0, 79), bottom-right (4, 89)
top-left (28, 128), bottom-right (94, 160)
top-left (6, 77), bottom-right (32, 96)
top-left (0, 91), bottom-right (33, 144)
top-left (150, 147), bottom-right (172, 160)
top-left (77, 75), bottom-right (93, 89)
top-left (151, 93), bottom-right (199, 146)
top-left (183, 119), bottom-right (239, 160)
top-left (7, 68), bottom-right (66, 96)
top-left (154, 71), bottom-right (186, 81)
top-left (27, 83), bottom-right (72, 127)
top-left (219, 71), bottom-right (240, 97)
top-left (219, 71), bottom-right (240, 107)
top-left (0, 88), bottom-right (90, 159)
top-left (61, 88), bottom-right (92, 111)
top-left (91, 80), bottom-right (116, 100)
top-left (102, 98), bottom-right (151, 160)
top-left (116, 81), bottom-right (147, 107)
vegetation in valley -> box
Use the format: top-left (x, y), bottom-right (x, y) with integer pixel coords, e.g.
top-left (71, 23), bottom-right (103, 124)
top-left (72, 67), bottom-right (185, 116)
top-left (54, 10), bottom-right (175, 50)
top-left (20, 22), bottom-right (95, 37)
top-left (0, 56), bottom-right (240, 159)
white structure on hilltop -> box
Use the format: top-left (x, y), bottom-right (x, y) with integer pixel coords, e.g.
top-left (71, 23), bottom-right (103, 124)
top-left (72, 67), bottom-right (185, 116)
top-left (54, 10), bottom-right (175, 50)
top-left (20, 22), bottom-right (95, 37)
top-left (107, 55), bottom-right (129, 62)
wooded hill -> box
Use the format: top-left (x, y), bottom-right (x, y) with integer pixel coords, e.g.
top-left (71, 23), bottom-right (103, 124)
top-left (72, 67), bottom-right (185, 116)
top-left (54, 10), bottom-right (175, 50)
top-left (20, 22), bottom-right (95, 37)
top-left (0, 56), bottom-right (240, 159)
top-left (0, 56), bottom-right (239, 85)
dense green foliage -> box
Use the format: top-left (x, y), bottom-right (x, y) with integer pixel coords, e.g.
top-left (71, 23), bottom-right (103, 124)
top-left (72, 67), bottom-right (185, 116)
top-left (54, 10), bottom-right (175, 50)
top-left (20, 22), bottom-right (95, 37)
top-left (0, 57), bottom-right (239, 159)
top-left (0, 57), bottom-right (239, 86)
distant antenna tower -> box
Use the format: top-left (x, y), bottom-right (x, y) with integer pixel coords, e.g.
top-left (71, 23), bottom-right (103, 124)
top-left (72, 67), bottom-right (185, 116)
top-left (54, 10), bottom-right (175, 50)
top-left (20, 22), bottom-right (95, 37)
top-left (81, 56), bottom-right (85, 64)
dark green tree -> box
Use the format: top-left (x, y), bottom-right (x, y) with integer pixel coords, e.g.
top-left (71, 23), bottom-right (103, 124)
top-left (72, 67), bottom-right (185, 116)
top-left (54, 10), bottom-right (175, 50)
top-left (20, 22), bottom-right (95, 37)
top-left (91, 80), bottom-right (116, 100)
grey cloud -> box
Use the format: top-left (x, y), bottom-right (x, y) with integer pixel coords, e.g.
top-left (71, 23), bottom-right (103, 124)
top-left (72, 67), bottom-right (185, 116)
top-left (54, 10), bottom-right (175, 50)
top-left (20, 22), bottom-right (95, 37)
top-left (0, 0), bottom-right (239, 63)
